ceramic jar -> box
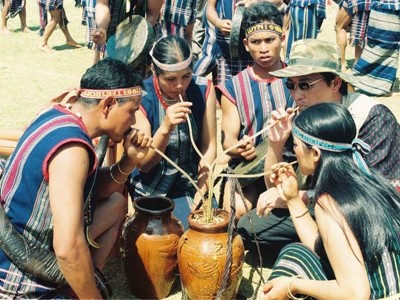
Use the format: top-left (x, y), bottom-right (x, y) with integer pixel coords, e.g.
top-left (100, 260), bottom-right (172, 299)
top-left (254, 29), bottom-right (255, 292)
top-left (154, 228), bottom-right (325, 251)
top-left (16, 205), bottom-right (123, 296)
top-left (177, 209), bottom-right (245, 299)
top-left (120, 196), bottom-right (184, 299)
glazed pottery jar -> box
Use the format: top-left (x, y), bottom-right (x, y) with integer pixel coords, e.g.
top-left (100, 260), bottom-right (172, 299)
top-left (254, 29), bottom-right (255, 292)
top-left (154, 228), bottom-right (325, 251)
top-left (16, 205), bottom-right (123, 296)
top-left (177, 209), bottom-right (244, 300)
top-left (120, 196), bottom-right (184, 299)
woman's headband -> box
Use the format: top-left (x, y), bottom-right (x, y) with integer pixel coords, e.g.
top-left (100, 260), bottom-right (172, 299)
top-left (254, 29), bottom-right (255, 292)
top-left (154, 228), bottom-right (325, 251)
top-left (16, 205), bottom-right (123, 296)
top-left (292, 125), bottom-right (372, 176)
top-left (149, 44), bottom-right (193, 72)
top-left (245, 22), bottom-right (283, 38)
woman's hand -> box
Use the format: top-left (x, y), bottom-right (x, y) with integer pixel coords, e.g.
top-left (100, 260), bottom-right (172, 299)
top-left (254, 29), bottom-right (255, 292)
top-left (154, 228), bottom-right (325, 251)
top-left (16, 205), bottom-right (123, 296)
top-left (258, 277), bottom-right (292, 300)
top-left (269, 163), bottom-right (299, 201)
top-left (256, 187), bottom-right (288, 217)
top-left (237, 135), bottom-right (257, 160)
top-left (163, 102), bottom-right (193, 132)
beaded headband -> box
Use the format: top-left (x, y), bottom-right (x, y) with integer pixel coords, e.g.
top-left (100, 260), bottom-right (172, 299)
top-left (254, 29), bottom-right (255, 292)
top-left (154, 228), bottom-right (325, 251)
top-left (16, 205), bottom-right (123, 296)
top-left (79, 86), bottom-right (142, 99)
top-left (292, 125), bottom-right (371, 176)
top-left (245, 22), bottom-right (283, 38)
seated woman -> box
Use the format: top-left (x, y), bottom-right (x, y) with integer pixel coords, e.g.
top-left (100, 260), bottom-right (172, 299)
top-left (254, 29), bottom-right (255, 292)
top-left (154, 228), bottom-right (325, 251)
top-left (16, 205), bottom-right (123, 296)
top-left (259, 103), bottom-right (400, 299)
top-left (128, 35), bottom-right (217, 229)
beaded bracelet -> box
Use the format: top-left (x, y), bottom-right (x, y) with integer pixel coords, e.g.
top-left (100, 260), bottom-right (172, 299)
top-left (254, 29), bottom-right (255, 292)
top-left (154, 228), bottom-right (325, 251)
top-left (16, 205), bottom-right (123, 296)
top-left (286, 275), bottom-right (305, 300)
top-left (110, 164), bottom-right (127, 184)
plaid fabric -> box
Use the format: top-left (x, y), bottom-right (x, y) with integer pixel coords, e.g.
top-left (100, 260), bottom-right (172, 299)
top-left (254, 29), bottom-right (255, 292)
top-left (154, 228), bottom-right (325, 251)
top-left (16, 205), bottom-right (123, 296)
top-left (286, 0), bottom-right (322, 59)
top-left (129, 75), bottom-right (210, 224)
top-left (0, 106), bottom-right (97, 297)
top-left (216, 57), bottom-right (252, 86)
top-left (340, 0), bottom-right (371, 47)
top-left (217, 66), bottom-right (294, 146)
top-left (342, 92), bottom-right (400, 189)
top-left (286, 3), bottom-right (319, 60)
top-left (160, 21), bottom-right (186, 38)
top-left (270, 243), bottom-right (400, 299)
top-left (160, 0), bottom-right (196, 26)
top-left (107, 0), bottom-right (130, 39)
top-left (6, 0), bottom-right (25, 18)
top-left (82, 0), bottom-right (96, 48)
top-left (37, 0), bottom-right (68, 36)
top-left (352, 4), bottom-right (399, 95)
top-left (193, 0), bottom-right (253, 85)
top-left (349, 8), bottom-right (370, 47)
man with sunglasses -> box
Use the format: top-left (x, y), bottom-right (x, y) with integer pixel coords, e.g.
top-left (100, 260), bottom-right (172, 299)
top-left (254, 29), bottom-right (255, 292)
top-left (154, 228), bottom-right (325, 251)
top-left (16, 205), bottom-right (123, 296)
top-left (237, 38), bottom-right (400, 261)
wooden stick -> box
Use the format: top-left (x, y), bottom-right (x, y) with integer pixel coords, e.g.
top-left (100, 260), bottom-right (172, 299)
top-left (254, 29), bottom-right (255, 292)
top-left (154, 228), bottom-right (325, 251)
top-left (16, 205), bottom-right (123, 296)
top-left (221, 107), bottom-right (300, 157)
top-left (265, 160), bottom-right (298, 176)
top-left (179, 94), bottom-right (205, 161)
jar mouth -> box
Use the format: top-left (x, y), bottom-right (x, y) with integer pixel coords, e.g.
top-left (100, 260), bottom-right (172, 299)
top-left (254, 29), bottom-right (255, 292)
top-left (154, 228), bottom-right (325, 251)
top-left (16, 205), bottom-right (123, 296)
top-left (187, 209), bottom-right (230, 232)
top-left (134, 196), bottom-right (175, 215)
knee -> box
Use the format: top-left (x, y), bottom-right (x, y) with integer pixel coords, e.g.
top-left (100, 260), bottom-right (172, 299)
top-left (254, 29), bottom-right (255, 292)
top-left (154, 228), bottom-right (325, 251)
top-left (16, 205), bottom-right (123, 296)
top-left (109, 192), bottom-right (128, 224)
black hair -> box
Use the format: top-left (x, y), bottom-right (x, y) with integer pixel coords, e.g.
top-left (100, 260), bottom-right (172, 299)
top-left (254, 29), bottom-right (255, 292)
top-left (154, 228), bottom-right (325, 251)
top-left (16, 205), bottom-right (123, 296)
top-left (294, 103), bottom-right (400, 269)
top-left (239, 1), bottom-right (283, 61)
top-left (79, 58), bottom-right (143, 106)
top-left (242, 1), bottom-right (283, 30)
top-left (321, 72), bottom-right (348, 95)
top-left (151, 35), bottom-right (193, 75)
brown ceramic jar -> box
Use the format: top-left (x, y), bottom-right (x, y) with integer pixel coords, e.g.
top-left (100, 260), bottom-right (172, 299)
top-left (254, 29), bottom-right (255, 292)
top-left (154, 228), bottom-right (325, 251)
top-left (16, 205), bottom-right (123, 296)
top-left (177, 209), bottom-right (245, 300)
top-left (120, 196), bottom-right (184, 299)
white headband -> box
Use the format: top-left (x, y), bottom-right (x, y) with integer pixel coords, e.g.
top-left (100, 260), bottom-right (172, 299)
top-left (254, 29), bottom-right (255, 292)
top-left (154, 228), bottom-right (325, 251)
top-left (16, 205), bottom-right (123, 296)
top-left (150, 46), bottom-right (193, 72)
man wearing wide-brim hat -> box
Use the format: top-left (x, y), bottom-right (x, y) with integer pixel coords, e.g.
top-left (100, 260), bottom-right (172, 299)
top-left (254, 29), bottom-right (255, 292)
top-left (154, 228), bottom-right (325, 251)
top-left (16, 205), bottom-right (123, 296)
top-left (237, 39), bottom-right (400, 260)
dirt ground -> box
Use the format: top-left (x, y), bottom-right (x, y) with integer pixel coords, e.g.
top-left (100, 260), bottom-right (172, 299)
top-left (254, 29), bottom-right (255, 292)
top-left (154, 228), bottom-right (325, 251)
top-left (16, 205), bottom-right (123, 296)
top-left (0, 0), bottom-right (399, 299)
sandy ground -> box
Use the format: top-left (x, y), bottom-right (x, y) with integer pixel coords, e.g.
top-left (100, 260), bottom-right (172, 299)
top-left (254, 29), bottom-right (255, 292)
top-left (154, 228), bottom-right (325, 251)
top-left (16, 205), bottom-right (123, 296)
top-left (0, 0), bottom-right (398, 299)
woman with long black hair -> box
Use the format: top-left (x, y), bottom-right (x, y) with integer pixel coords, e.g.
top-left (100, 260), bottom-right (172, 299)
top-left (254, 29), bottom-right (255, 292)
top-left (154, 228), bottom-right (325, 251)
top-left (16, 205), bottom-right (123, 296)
top-left (259, 102), bottom-right (400, 299)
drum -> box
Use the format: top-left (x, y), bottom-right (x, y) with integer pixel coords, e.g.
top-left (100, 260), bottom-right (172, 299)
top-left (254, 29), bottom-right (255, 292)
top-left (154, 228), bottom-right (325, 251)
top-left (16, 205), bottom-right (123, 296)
top-left (106, 15), bottom-right (155, 70)
top-left (229, 5), bottom-right (245, 59)
top-left (229, 5), bottom-right (252, 61)
top-left (233, 138), bottom-right (269, 187)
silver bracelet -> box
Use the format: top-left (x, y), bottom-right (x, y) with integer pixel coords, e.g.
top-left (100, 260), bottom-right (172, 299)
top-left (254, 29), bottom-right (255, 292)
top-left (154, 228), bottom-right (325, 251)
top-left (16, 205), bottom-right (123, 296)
top-left (286, 275), bottom-right (305, 300)
top-left (109, 164), bottom-right (127, 184)
top-left (117, 160), bottom-right (132, 176)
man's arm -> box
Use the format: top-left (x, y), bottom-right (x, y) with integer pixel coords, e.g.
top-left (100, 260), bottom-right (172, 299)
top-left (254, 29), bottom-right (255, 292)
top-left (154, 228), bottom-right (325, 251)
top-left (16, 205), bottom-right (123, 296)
top-left (206, 0), bottom-right (231, 36)
top-left (220, 95), bottom-right (256, 160)
top-left (49, 144), bottom-right (102, 299)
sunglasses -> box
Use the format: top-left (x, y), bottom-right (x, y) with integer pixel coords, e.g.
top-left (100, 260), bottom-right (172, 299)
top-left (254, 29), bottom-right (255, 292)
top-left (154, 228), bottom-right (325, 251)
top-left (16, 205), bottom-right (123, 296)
top-left (285, 77), bottom-right (325, 91)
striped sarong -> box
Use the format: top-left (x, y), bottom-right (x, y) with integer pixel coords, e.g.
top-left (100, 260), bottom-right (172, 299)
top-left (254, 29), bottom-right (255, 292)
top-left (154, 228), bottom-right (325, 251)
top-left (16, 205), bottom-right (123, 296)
top-left (352, 3), bottom-right (400, 96)
top-left (286, 0), bottom-right (320, 60)
top-left (160, 0), bottom-right (196, 27)
top-left (193, 0), bottom-right (253, 85)
top-left (5, 0), bottom-right (25, 18)
top-left (82, 0), bottom-right (96, 49)
top-left (269, 243), bottom-right (400, 299)
top-left (37, 0), bottom-right (68, 36)
top-left (340, 0), bottom-right (371, 47)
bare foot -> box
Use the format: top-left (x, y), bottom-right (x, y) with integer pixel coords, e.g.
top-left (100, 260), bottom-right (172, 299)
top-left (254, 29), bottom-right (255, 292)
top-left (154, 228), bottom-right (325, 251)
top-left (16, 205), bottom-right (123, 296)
top-left (39, 44), bottom-right (53, 52)
top-left (341, 64), bottom-right (348, 71)
top-left (66, 40), bottom-right (82, 48)
top-left (1, 28), bottom-right (11, 35)
top-left (21, 27), bottom-right (32, 33)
